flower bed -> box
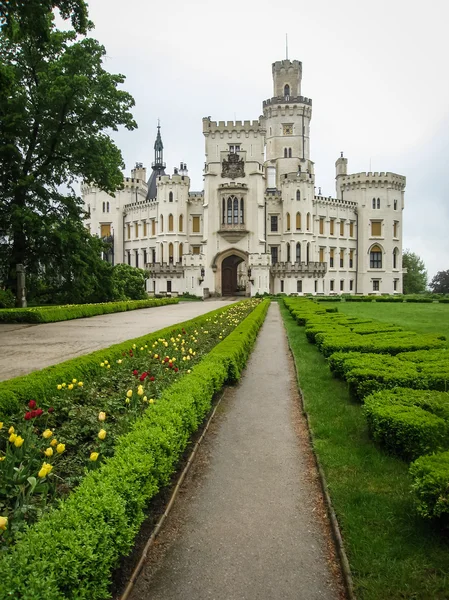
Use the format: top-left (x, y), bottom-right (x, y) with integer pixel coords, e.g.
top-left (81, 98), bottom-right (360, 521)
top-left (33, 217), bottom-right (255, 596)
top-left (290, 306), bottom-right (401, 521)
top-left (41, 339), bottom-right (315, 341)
top-left (0, 297), bottom-right (178, 324)
top-left (0, 299), bottom-right (269, 599)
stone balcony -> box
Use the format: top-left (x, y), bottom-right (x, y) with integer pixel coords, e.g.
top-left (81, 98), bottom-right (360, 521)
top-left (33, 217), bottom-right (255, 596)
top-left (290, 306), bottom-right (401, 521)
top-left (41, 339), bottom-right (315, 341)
top-left (217, 222), bottom-right (249, 243)
top-left (270, 261), bottom-right (327, 276)
top-left (145, 262), bottom-right (184, 276)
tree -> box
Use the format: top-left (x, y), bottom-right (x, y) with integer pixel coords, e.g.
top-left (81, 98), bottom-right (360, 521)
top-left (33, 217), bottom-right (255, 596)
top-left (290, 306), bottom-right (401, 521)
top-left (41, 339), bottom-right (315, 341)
top-left (429, 270), bottom-right (449, 294)
top-left (0, 12), bottom-right (136, 301)
top-left (402, 250), bottom-right (427, 294)
top-left (111, 264), bottom-right (149, 301)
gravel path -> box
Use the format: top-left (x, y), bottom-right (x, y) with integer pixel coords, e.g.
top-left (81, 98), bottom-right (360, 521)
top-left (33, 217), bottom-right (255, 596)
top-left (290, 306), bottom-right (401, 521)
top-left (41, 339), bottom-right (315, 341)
top-left (128, 303), bottom-right (343, 600)
top-left (0, 300), bottom-right (234, 382)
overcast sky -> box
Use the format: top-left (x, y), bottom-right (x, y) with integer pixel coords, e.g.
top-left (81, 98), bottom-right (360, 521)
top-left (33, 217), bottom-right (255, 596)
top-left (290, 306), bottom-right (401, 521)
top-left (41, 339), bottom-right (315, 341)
top-left (80, 0), bottom-right (449, 279)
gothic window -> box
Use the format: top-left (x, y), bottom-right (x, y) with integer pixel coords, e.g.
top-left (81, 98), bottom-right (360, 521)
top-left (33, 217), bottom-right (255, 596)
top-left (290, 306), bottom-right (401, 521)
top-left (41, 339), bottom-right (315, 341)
top-left (372, 198), bottom-right (376, 209)
top-left (296, 190), bottom-right (300, 201)
top-left (233, 196), bottom-right (239, 224)
top-left (179, 214), bottom-right (184, 232)
top-left (160, 215), bottom-right (164, 232)
top-left (284, 148), bottom-right (288, 158)
top-left (306, 242), bottom-right (310, 264)
top-left (179, 243), bottom-right (183, 261)
top-left (169, 191), bottom-right (173, 202)
top-left (169, 243), bottom-right (174, 264)
top-left (296, 212), bottom-right (301, 230)
top-left (377, 198), bottom-right (380, 209)
top-left (393, 247), bottom-right (399, 269)
top-left (240, 198), bottom-right (244, 224)
top-left (287, 243), bottom-right (291, 262)
top-left (288, 148), bottom-right (292, 158)
top-left (168, 214), bottom-right (174, 232)
top-left (106, 202), bottom-right (110, 213)
top-left (394, 199), bottom-right (398, 210)
top-left (296, 242), bottom-right (301, 263)
top-left (307, 212), bottom-right (311, 231)
top-left (284, 84), bottom-right (290, 98)
top-left (286, 212), bottom-right (290, 231)
top-left (160, 243), bottom-right (164, 263)
top-left (102, 202), bottom-right (105, 212)
top-left (370, 245), bottom-right (382, 268)
top-left (393, 221), bottom-right (398, 237)
top-left (227, 198), bottom-right (232, 224)
top-left (222, 198), bottom-right (226, 224)
top-left (329, 249), bottom-right (334, 268)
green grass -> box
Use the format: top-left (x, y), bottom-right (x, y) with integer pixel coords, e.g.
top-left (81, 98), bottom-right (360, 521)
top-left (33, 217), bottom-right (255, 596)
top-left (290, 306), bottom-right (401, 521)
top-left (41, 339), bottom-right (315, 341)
top-left (337, 302), bottom-right (449, 341)
top-left (280, 301), bottom-right (449, 600)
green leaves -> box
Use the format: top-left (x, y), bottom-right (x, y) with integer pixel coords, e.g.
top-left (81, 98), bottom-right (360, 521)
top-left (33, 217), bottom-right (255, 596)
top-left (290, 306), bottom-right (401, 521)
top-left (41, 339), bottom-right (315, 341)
top-left (402, 250), bottom-right (428, 295)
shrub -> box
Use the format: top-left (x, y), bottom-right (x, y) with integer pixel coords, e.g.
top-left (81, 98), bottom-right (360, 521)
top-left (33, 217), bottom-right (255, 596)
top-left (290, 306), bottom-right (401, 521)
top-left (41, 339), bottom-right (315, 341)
top-left (0, 289), bottom-right (15, 308)
top-left (410, 452), bottom-right (449, 520)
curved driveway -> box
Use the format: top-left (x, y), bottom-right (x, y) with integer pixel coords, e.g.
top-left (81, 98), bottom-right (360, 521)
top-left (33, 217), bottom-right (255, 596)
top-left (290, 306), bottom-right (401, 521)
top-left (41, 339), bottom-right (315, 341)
top-left (0, 300), bottom-right (234, 382)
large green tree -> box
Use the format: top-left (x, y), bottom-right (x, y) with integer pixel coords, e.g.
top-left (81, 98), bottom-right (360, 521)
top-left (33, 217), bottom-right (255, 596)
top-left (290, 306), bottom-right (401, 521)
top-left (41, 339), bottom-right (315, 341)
top-left (429, 270), bottom-right (449, 294)
top-left (0, 9), bottom-right (136, 301)
top-left (402, 250), bottom-right (428, 294)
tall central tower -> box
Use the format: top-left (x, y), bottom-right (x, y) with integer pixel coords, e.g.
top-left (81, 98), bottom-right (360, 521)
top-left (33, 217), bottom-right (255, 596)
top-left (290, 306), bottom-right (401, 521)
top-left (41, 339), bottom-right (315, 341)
top-left (263, 59), bottom-right (313, 188)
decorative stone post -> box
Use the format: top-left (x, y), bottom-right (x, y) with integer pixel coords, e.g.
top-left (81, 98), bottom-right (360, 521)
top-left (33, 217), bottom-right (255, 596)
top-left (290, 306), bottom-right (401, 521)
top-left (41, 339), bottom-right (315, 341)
top-left (16, 264), bottom-right (27, 308)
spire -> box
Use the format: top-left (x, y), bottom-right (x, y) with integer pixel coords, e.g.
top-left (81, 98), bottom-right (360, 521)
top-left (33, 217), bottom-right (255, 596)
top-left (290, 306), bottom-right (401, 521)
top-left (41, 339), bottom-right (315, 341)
top-left (153, 120), bottom-right (165, 169)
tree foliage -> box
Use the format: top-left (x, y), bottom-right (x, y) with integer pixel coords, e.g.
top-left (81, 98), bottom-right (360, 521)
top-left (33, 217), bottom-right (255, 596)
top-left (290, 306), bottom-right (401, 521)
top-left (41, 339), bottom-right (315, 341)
top-left (429, 270), bottom-right (449, 294)
top-left (402, 250), bottom-right (428, 295)
top-left (111, 264), bottom-right (149, 301)
top-left (0, 7), bottom-right (137, 303)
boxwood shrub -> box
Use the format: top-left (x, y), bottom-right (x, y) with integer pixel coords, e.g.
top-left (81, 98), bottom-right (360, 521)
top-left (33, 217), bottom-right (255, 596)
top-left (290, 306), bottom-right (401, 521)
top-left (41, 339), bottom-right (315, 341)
top-left (410, 451), bottom-right (449, 520)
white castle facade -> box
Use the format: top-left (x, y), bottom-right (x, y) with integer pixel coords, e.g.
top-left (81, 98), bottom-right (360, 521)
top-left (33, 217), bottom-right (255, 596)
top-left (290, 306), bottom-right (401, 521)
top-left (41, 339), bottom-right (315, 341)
top-left (82, 59), bottom-right (406, 297)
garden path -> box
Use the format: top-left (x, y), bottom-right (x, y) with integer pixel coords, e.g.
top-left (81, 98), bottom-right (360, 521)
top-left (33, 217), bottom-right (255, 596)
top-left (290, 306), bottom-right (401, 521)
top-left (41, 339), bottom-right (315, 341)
top-left (0, 299), bottom-right (234, 382)
top-left (127, 303), bottom-right (343, 600)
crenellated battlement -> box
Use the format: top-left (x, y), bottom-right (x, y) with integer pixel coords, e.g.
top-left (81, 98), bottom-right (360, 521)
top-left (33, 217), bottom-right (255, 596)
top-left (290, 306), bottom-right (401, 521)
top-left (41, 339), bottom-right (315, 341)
top-left (203, 117), bottom-right (262, 134)
top-left (340, 171), bottom-right (406, 191)
top-left (263, 95), bottom-right (312, 107)
top-left (314, 195), bottom-right (358, 208)
top-left (157, 174), bottom-right (190, 186)
top-left (123, 197), bottom-right (158, 213)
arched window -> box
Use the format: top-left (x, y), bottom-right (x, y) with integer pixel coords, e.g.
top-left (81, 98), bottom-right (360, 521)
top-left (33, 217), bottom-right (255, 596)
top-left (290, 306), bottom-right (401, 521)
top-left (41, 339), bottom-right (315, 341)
top-left (287, 243), bottom-right (291, 262)
top-left (393, 247), bottom-right (399, 269)
top-left (394, 199), bottom-right (397, 210)
top-left (169, 191), bottom-right (173, 202)
top-left (160, 243), bottom-right (164, 263)
top-left (179, 243), bottom-right (183, 262)
top-left (370, 245), bottom-right (382, 268)
top-left (169, 242), bottom-right (174, 264)
top-left (296, 212), bottom-right (301, 230)
top-left (179, 214), bottom-right (184, 232)
top-left (233, 196), bottom-right (239, 224)
top-left (222, 198), bottom-right (226, 224)
top-left (288, 148), bottom-right (292, 158)
top-left (227, 198), bottom-right (232, 224)
top-left (284, 84), bottom-right (290, 98)
top-left (106, 202), bottom-right (110, 213)
top-left (160, 215), bottom-right (164, 232)
top-left (306, 212), bottom-right (311, 231)
top-left (102, 202), bottom-right (105, 212)
top-left (372, 198), bottom-right (376, 209)
top-left (296, 242), bottom-right (301, 263)
top-left (296, 190), bottom-right (300, 201)
top-left (306, 242), bottom-right (310, 264)
top-left (377, 198), bottom-right (380, 209)
top-left (284, 148), bottom-right (288, 158)
top-left (168, 214), bottom-right (174, 232)
top-left (240, 198), bottom-right (244, 224)
top-left (286, 212), bottom-right (291, 231)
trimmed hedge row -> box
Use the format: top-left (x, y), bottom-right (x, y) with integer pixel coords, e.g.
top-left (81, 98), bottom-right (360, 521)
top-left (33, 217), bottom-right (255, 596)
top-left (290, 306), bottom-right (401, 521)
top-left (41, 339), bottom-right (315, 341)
top-left (364, 389), bottom-right (449, 460)
top-left (0, 301), bottom-right (247, 419)
top-left (0, 300), bottom-right (270, 599)
top-left (0, 297), bottom-right (178, 323)
top-left (284, 298), bottom-right (449, 520)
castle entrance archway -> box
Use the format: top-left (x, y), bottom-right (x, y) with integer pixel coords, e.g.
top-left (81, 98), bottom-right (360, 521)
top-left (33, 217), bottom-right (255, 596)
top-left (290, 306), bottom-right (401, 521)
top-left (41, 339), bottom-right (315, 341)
top-left (221, 255), bottom-right (244, 295)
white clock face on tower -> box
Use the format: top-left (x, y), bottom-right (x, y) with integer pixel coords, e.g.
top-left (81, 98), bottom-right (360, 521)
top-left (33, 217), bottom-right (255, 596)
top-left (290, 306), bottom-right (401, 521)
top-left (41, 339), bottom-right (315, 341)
top-left (283, 124), bottom-right (293, 136)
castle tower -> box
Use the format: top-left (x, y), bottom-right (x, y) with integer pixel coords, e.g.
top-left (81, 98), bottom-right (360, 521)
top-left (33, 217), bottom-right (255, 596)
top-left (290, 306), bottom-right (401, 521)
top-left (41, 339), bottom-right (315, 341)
top-left (263, 59), bottom-right (313, 188)
top-left (146, 123), bottom-right (166, 200)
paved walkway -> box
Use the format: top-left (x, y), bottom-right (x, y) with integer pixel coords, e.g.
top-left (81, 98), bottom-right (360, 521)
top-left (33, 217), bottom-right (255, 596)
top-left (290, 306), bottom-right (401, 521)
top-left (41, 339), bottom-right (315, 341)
top-left (128, 303), bottom-right (342, 600)
top-left (0, 300), bottom-right (234, 382)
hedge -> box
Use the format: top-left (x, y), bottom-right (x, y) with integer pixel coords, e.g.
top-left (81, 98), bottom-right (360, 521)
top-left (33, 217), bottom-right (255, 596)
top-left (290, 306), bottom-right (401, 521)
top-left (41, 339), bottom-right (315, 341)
top-left (410, 452), bottom-right (449, 520)
top-left (0, 301), bottom-right (249, 420)
top-left (364, 389), bottom-right (449, 460)
top-left (0, 300), bottom-right (270, 599)
top-left (0, 297), bottom-right (178, 324)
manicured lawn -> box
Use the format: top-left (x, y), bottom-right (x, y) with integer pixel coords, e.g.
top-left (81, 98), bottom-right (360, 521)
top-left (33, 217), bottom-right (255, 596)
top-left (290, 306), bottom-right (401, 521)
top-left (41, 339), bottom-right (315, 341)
top-left (280, 301), bottom-right (449, 600)
top-left (337, 302), bottom-right (449, 341)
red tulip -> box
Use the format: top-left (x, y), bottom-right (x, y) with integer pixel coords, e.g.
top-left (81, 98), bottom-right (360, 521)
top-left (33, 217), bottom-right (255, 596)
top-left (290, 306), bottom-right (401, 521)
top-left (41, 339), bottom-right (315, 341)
top-left (140, 372), bottom-right (148, 381)
top-left (133, 370), bottom-right (138, 376)
top-left (35, 408), bottom-right (44, 417)
top-left (30, 410), bottom-right (37, 418)
top-left (48, 407), bottom-right (55, 413)
top-left (24, 412), bottom-right (32, 420)
top-left (28, 400), bottom-right (37, 409)
top-left (149, 376), bottom-right (155, 382)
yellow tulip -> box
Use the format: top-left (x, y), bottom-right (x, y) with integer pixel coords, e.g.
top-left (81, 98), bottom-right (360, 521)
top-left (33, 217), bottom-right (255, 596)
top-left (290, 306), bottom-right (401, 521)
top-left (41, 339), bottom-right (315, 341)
top-left (98, 429), bottom-right (107, 440)
top-left (42, 429), bottom-right (52, 439)
top-left (0, 516), bottom-right (8, 531)
top-left (100, 362), bottom-right (105, 367)
top-left (126, 390), bottom-right (133, 398)
top-left (154, 354), bottom-right (159, 359)
top-left (149, 398), bottom-right (154, 404)
top-left (56, 443), bottom-right (65, 454)
top-left (68, 384), bottom-right (74, 391)
top-left (104, 360), bottom-right (108, 365)
top-left (9, 433), bottom-right (17, 443)
top-left (78, 382), bottom-right (83, 387)
top-left (98, 411), bottom-right (106, 422)
top-left (72, 378), bottom-right (77, 384)
top-left (44, 447), bottom-right (53, 457)
top-left (137, 387), bottom-right (144, 396)
top-left (14, 436), bottom-right (24, 448)
top-left (50, 438), bottom-right (58, 447)
top-left (187, 369), bottom-right (191, 374)
top-left (57, 384), bottom-right (62, 390)
top-left (90, 452), bottom-right (99, 461)
top-left (61, 382), bottom-right (66, 388)
top-left (0, 422), bottom-right (3, 430)
top-left (38, 462), bottom-right (52, 478)
top-left (107, 364), bottom-right (111, 369)
top-left (0, 456), bottom-right (5, 462)
top-left (117, 359), bottom-right (122, 364)
top-left (8, 426), bottom-right (14, 434)
top-left (143, 396), bottom-right (148, 403)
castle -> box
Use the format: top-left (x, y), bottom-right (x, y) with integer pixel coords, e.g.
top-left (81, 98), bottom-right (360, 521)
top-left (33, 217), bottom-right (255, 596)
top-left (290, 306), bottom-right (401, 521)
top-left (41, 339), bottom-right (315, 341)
top-left (82, 58), bottom-right (406, 297)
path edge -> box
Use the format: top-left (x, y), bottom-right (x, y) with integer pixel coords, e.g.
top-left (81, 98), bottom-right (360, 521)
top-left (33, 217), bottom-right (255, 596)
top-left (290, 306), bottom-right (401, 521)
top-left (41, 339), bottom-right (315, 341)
top-left (284, 327), bottom-right (357, 600)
